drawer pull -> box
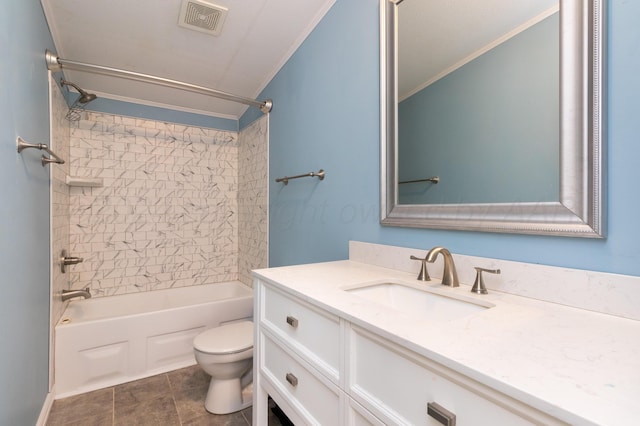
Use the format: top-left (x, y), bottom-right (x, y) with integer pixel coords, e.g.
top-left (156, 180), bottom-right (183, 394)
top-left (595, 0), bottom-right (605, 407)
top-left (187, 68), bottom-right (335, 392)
top-left (286, 315), bottom-right (299, 328)
top-left (285, 373), bottom-right (298, 387)
top-left (427, 402), bottom-right (456, 426)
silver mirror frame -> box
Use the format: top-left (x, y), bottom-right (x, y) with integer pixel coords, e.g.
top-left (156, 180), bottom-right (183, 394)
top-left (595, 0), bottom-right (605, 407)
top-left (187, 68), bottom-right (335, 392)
top-left (380, 0), bottom-right (606, 238)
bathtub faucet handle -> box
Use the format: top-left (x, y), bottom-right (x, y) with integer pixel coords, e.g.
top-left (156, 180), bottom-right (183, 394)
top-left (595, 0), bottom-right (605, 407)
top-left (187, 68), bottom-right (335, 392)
top-left (61, 250), bottom-right (84, 273)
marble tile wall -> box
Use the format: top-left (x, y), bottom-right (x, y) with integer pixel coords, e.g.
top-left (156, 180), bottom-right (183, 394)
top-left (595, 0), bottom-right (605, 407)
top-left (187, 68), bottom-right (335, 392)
top-left (238, 116), bottom-right (269, 286)
top-left (50, 74), bottom-right (71, 328)
top-left (68, 111), bottom-right (241, 297)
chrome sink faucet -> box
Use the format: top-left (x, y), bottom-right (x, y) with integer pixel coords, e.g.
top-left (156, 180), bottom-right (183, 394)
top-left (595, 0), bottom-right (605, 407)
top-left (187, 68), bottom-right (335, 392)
top-left (426, 247), bottom-right (459, 287)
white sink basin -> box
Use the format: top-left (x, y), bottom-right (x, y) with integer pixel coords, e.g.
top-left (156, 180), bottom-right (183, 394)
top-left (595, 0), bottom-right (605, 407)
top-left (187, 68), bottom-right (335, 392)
top-left (345, 281), bottom-right (493, 322)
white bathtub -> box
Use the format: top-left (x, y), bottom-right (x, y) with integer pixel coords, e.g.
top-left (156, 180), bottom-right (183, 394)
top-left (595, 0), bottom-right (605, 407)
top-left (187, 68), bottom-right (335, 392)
top-left (54, 281), bottom-right (253, 398)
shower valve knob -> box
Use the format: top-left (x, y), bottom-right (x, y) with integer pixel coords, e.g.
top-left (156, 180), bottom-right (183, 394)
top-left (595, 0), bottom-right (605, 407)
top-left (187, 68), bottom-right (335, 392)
top-left (61, 250), bottom-right (84, 273)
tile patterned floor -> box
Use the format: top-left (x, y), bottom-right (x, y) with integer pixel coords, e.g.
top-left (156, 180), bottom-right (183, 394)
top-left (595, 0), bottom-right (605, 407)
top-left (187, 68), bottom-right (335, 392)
top-left (46, 365), bottom-right (287, 426)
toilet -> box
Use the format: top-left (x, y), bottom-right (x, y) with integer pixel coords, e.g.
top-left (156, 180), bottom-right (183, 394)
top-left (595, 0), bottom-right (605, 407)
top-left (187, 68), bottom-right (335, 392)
top-left (193, 320), bottom-right (254, 414)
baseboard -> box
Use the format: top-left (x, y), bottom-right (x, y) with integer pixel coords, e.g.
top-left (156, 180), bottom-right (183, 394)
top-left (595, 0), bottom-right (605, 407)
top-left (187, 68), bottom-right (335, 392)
top-left (36, 388), bottom-right (56, 426)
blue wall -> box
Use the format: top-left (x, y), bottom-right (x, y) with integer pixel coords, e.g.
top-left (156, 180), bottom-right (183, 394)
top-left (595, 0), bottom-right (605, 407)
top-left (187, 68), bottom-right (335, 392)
top-left (247, 0), bottom-right (640, 276)
top-left (398, 13), bottom-right (559, 204)
top-left (0, 1), bottom-right (55, 424)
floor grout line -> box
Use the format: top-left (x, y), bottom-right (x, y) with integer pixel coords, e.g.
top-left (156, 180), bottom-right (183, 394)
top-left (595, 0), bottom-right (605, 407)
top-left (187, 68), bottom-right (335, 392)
top-left (165, 372), bottom-right (184, 426)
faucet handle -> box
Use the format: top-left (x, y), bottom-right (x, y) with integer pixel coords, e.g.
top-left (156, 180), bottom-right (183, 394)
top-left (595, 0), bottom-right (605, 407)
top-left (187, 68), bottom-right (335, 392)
top-left (471, 267), bottom-right (501, 294)
top-left (61, 249), bottom-right (84, 273)
top-left (410, 255), bottom-right (431, 281)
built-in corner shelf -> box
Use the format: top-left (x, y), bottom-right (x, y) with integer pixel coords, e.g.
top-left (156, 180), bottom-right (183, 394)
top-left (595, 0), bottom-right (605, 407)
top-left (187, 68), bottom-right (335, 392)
top-left (65, 176), bottom-right (103, 187)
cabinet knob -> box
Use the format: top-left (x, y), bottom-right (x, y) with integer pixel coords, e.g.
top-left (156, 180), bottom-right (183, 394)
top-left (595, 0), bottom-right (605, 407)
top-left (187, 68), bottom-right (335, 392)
top-left (285, 372), bottom-right (298, 387)
top-left (427, 402), bottom-right (456, 426)
top-left (286, 315), bottom-right (299, 328)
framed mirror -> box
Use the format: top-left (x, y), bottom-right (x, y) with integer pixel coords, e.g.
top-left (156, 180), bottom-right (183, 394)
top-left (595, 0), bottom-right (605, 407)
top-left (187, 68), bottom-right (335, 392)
top-left (380, 0), bottom-right (605, 237)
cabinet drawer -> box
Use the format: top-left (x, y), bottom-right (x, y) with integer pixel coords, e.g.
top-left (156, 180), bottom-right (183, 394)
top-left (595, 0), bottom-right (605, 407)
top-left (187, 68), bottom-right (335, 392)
top-left (349, 327), bottom-right (563, 426)
top-left (262, 332), bottom-right (341, 425)
top-left (347, 397), bottom-right (386, 426)
top-left (261, 283), bottom-right (341, 379)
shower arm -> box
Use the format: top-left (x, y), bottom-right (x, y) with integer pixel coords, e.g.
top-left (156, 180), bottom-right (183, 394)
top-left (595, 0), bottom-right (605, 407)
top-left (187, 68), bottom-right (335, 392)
top-left (45, 50), bottom-right (273, 114)
top-left (61, 79), bottom-right (93, 101)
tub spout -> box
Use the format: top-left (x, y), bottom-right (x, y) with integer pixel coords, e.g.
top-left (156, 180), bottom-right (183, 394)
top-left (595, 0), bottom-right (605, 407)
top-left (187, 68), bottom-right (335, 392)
top-left (62, 287), bottom-right (91, 301)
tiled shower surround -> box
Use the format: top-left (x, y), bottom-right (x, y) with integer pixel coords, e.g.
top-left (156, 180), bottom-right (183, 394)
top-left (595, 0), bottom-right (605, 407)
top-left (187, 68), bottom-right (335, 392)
top-left (68, 111), bottom-right (267, 297)
top-left (238, 117), bottom-right (269, 286)
top-left (50, 75), bottom-right (71, 335)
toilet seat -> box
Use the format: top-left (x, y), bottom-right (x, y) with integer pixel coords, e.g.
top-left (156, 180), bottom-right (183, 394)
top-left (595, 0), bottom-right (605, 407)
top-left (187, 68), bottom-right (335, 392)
top-left (194, 321), bottom-right (253, 355)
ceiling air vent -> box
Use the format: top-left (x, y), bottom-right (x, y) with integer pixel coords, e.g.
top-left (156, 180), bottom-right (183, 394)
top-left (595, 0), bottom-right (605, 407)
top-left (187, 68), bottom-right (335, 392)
top-left (178, 0), bottom-right (228, 36)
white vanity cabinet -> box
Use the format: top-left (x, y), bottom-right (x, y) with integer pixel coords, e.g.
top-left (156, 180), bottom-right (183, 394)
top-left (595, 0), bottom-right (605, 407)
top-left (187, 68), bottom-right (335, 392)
top-left (254, 278), bottom-right (566, 425)
top-left (255, 280), bottom-right (350, 425)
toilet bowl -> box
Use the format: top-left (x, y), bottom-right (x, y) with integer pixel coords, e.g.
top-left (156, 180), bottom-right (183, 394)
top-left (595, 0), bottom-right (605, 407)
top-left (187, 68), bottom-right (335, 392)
top-left (193, 320), bottom-right (254, 414)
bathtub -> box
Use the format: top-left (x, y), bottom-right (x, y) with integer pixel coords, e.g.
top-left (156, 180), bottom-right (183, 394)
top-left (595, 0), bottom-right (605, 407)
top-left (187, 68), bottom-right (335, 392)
top-left (54, 281), bottom-right (253, 398)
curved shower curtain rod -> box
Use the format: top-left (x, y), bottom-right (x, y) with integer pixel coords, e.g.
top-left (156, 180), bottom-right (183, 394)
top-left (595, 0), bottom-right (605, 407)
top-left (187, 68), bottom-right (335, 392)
top-left (45, 50), bottom-right (273, 114)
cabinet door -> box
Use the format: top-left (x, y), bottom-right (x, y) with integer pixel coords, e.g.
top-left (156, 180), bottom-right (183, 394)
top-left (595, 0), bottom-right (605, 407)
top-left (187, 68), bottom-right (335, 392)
top-left (260, 282), bottom-right (341, 382)
top-left (348, 326), bottom-right (566, 426)
top-left (347, 397), bottom-right (386, 426)
top-left (260, 331), bottom-right (342, 425)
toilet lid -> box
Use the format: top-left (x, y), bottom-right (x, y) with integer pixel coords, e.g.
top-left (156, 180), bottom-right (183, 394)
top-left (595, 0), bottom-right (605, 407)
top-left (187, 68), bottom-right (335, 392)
top-left (194, 321), bottom-right (253, 354)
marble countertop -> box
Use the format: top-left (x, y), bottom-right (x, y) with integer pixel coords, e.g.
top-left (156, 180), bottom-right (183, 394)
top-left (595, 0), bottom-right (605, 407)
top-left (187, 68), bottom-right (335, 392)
top-left (253, 260), bottom-right (640, 426)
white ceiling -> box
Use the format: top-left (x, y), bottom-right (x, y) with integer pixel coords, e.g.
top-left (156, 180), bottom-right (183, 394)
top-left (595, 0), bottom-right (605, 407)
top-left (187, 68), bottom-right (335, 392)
top-left (42, 0), bottom-right (336, 119)
top-left (398, 0), bottom-right (559, 100)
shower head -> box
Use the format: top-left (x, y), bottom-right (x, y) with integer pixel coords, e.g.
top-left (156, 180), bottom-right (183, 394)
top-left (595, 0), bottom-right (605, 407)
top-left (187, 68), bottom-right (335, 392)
top-left (60, 79), bottom-right (97, 104)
